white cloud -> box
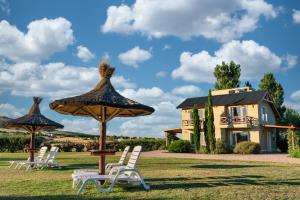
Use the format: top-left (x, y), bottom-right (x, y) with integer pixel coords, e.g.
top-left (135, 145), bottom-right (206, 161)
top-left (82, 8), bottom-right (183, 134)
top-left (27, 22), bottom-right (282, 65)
top-left (291, 90), bottom-right (300, 101)
top-left (118, 46), bottom-right (152, 68)
top-left (283, 54), bottom-right (298, 70)
top-left (0, 61), bottom-right (136, 99)
top-left (76, 45), bottom-right (95, 62)
top-left (163, 44), bottom-right (172, 50)
top-left (61, 118), bottom-right (99, 134)
top-left (172, 40), bottom-right (294, 83)
top-left (120, 101), bottom-right (181, 138)
top-left (293, 9), bottom-right (300, 24)
top-left (156, 71), bottom-right (167, 78)
top-left (172, 85), bottom-right (202, 97)
top-left (102, 0), bottom-right (277, 42)
top-left (0, 18), bottom-right (74, 62)
top-left (0, 0), bottom-right (10, 15)
top-left (0, 103), bottom-right (26, 118)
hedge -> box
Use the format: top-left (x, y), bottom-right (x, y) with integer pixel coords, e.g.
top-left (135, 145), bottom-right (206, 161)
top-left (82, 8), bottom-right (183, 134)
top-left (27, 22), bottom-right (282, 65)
top-left (215, 139), bottom-right (233, 154)
top-left (0, 135), bottom-right (45, 152)
top-left (233, 141), bottom-right (261, 154)
top-left (168, 140), bottom-right (192, 153)
top-left (116, 138), bottom-right (165, 152)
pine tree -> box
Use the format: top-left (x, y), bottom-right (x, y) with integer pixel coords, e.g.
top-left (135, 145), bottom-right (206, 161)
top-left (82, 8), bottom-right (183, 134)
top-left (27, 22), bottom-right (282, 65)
top-left (192, 106), bottom-right (200, 153)
top-left (206, 90), bottom-right (216, 153)
top-left (214, 61), bottom-right (241, 90)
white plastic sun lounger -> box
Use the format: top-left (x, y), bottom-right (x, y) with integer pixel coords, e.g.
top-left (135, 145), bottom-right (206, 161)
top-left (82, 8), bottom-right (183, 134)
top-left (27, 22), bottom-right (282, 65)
top-left (73, 146), bottom-right (149, 195)
top-left (73, 146), bottom-right (130, 176)
top-left (18, 146), bottom-right (60, 171)
top-left (9, 146), bottom-right (48, 169)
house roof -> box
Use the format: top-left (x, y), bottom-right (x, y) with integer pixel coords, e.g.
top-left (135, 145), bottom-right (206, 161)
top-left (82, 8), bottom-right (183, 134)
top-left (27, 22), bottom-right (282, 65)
top-left (177, 90), bottom-right (268, 109)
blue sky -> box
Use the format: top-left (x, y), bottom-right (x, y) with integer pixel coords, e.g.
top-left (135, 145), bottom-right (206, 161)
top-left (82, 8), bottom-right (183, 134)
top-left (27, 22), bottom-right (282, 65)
top-left (0, 0), bottom-right (300, 137)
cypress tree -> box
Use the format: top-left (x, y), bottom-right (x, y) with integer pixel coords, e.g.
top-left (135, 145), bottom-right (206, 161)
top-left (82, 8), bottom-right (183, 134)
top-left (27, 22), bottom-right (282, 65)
top-left (206, 90), bottom-right (216, 153)
top-left (192, 106), bottom-right (200, 153)
top-left (204, 105), bottom-right (210, 153)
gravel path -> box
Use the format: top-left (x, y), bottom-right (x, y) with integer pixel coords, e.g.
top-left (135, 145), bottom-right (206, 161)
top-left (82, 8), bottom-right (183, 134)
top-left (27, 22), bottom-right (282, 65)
top-left (139, 150), bottom-right (300, 164)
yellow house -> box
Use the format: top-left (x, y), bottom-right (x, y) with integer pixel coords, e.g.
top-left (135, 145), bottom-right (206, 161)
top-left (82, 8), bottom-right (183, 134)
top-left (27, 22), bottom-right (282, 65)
top-left (176, 87), bottom-right (280, 152)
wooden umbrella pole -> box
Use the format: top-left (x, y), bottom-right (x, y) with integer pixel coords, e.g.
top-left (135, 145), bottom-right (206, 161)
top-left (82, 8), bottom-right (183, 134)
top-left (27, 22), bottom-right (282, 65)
top-left (99, 107), bottom-right (107, 175)
top-left (29, 131), bottom-right (35, 162)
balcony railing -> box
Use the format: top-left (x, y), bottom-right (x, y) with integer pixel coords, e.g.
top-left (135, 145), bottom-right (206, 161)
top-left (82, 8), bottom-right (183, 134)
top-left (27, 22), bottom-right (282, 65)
top-left (220, 116), bottom-right (258, 126)
top-left (182, 119), bottom-right (204, 127)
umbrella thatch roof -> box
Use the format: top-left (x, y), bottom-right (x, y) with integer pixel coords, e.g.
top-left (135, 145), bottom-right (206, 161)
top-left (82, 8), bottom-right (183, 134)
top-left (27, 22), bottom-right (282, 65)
top-left (5, 97), bottom-right (64, 131)
top-left (49, 62), bottom-right (155, 121)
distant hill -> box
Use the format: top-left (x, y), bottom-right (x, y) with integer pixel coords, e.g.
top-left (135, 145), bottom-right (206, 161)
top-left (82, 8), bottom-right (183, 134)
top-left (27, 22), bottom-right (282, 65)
top-left (0, 116), bottom-right (11, 128)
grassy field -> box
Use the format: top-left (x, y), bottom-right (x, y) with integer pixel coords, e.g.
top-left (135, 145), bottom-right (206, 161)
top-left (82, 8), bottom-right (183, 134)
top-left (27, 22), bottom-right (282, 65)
top-left (0, 152), bottom-right (299, 200)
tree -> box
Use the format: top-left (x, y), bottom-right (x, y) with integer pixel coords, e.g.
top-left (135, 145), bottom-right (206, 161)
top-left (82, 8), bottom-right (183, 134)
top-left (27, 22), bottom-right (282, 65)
top-left (204, 105), bottom-right (210, 153)
top-left (259, 73), bottom-right (285, 117)
top-left (206, 90), bottom-right (216, 153)
top-left (192, 106), bottom-right (200, 153)
top-left (214, 61), bottom-right (241, 90)
top-left (244, 81), bottom-right (252, 88)
top-left (282, 108), bottom-right (300, 127)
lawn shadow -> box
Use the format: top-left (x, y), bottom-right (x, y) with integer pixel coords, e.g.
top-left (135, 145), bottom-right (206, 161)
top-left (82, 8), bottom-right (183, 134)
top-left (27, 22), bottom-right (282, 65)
top-left (51, 163), bottom-right (98, 171)
top-left (147, 175), bottom-right (300, 190)
top-left (191, 164), bottom-right (262, 169)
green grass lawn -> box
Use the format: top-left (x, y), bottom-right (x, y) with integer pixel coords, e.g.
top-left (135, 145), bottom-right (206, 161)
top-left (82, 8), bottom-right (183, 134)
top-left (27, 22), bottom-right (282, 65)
top-left (0, 152), bottom-right (299, 200)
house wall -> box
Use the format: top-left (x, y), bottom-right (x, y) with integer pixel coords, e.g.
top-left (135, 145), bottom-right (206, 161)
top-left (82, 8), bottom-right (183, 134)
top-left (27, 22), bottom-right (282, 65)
top-left (258, 101), bottom-right (276, 125)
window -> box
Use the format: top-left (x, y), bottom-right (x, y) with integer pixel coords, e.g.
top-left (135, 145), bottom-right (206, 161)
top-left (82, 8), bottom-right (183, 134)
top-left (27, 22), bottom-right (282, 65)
top-left (261, 107), bottom-right (268, 122)
top-left (189, 109), bottom-right (204, 120)
top-left (230, 132), bottom-right (249, 145)
top-left (229, 106), bottom-right (247, 117)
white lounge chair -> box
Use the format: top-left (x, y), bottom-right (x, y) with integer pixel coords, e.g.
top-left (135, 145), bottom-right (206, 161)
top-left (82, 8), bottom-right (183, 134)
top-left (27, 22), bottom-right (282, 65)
top-left (18, 146), bottom-right (60, 171)
top-left (73, 146), bottom-right (150, 195)
top-left (9, 146), bottom-right (48, 169)
top-left (73, 146), bottom-right (130, 176)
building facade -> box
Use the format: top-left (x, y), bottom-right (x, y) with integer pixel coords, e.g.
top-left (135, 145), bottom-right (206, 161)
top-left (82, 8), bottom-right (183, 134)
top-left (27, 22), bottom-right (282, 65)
top-left (177, 87), bottom-right (280, 152)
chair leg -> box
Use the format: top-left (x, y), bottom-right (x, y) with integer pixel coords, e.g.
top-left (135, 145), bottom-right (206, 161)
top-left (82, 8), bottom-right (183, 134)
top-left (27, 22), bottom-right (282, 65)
top-left (77, 179), bottom-right (90, 196)
top-left (133, 171), bottom-right (150, 190)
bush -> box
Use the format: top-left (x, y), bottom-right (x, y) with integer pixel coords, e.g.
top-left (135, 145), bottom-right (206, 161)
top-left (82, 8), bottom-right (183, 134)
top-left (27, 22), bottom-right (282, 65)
top-left (289, 149), bottom-right (300, 158)
top-left (117, 138), bottom-right (165, 152)
top-left (288, 130), bottom-right (300, 153)
top-left (234, 141), bottom-right (260, 154)
top-left (198, 145), bottom-right (208, 154)
top-left (168, 140), bottom-right (192, 153)
top-left (215, 139), bottom-right (232, 154)
top-left (85, 140), bottom-right (99, 151)
top-left (0, 135), bottom-right (45, 152)
top-left (74, 143), bottom-right (85, 152)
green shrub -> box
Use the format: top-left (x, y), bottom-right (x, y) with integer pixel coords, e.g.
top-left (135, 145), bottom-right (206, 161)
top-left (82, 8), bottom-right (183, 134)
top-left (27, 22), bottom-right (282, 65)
top-left (234, 141), bottom-right (260, 154)
top-left (198, 145), bottom-right (208, 154)
top-left (117, 138), bottom-right (165, 152)
top-left (85, 140), bottom-right (99, 151)
top-left (289, 149), bottom-right (300, 158)
top-left (60, 141), bottom-right (74, 152)
top-left (0, 135), bottom-right (45, 152)
top-left (215, 139), bottom-right (232, 154)
top-left (168, 140), bottom-right (192, 153)
top-left (288, 130), bottom-right (300, 153)
top-left (74, 143), bottom-right (85, 152)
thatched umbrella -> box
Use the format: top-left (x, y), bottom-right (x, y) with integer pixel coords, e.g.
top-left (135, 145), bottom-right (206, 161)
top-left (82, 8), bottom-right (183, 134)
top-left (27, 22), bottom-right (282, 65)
top-left (5, 97), bottom-right (63, 162)
top-left (49, 62), bottom-right (154, 175)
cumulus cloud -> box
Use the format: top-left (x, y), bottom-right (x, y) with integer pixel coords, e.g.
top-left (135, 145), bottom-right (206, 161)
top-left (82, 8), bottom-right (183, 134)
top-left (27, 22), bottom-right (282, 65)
top-left (172, 40), bottom-right (295, 83)
top-left (291, 90), bottom-right (300, 101)
top-left (0, 18), bottom-right (74, 62)
top-left (76, 45), bottom-right (95, 62)
top-left (172, 85), bottom-right (202, 97)
top-left (156, 71), bottom-right (167, 78)
top-left (102, 0), bottom-right (277, 42)
top-left (61, 118), bottom-right (99, 134)
top-left (0, 103), bottom-right (26, 118)
top-left (118, 46), bottom-right (152, 68)
top-left (293, 9), bottom-right (300, 24)
top-left (0, 61), bottom-right (136, 99)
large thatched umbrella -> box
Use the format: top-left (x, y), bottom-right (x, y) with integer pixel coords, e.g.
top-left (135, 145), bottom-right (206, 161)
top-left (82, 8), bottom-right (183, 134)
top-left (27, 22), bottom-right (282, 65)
top-left (5, 97), bottom-right (63, 162)
top-left (49, 62), bottom-right (154, 175)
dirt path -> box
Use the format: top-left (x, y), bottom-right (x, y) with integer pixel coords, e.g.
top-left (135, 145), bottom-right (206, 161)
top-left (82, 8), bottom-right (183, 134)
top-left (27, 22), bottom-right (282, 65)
top-left (139, 150), bottom-right (300, 164)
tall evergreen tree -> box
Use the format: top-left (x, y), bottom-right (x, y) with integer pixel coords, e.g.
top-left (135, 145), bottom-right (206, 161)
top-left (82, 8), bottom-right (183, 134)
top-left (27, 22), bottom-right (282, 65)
top-left (206, 90), bottom-right (216, 153)
top-left (192, 106), bottom-right (200, 153)
top-left (259, 73), bottom-right (285, 117)
top-left (244, 81), bottom-right (252, 88)
top-left (204, 105), bottom-right (210, 153)
top-left (214, 61), bottom-right (241, 90)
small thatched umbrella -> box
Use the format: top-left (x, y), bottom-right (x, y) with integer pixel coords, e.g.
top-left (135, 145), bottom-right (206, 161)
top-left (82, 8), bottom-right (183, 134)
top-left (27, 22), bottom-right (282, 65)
top-left (5, 97), bottom-right (63, 162)
top-left (49, 62), bottom-right (154, 175)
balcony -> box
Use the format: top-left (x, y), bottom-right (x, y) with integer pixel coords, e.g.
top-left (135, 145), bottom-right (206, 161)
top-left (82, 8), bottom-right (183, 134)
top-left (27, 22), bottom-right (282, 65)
top-left (220, 116), bottom-right (258, 127)
top-left (182, 119), bottom-right (204, 128)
